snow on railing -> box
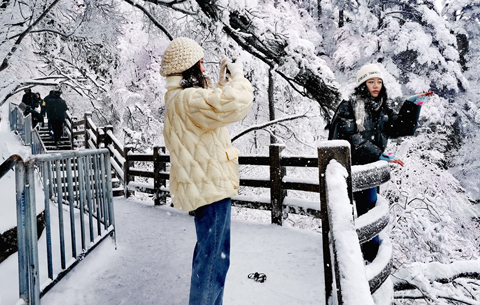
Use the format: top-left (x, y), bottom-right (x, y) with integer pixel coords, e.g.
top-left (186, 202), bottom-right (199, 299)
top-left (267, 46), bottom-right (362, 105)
top-left (325, 159), bottom-right (374, 304)
top-left (319, 140), bottom-right (394, 304)
top-left (67, 113), bottom-right (396, 304)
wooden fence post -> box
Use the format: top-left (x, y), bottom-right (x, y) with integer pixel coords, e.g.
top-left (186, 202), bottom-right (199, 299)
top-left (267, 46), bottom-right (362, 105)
top-left (84, 112), bottom-right (92, 149)
top-left (94, 126), bottom-right (101, 148)
top-left (97, 126), bottom-right (105, 148)
top-left (70, 115), bottom-right (75, 149)
top-left (318, 141), bottom-right (352, 303)
top-left (104, 126), bottom-right (113, 148)
top-left (123, 146), bottom-right (134, 198)
top-left (270, 144), bottom-right (286, 225)
top-left (153, 146), bottom-right (167, 206)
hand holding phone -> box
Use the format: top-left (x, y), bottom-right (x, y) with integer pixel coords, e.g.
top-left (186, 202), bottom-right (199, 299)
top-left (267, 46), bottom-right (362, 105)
top-left (225, 58), bottom-right (236, 77)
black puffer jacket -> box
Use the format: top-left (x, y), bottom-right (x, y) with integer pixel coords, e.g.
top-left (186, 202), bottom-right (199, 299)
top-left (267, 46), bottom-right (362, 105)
top-left (328, 97), bottom-right (421, 165)
top-left (45, 91), bottom-right (68, 121)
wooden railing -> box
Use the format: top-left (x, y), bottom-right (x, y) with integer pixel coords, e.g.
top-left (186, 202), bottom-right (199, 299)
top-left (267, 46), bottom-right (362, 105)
top-left (319, 140), bottom-right (393, 304)
top-left (70, 115), bottom-right (395, 303)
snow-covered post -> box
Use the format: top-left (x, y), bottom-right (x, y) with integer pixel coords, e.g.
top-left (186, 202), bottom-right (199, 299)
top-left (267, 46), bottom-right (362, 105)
top-left (24, 114), bottom-right (32, 146)
top-left (84, 112), bottom-right (92, 148)
top-left (318, 140), bottom-right (352, 303)
top-left (97, 126), bottom-right (105, 148)
top-left (269, 144), bottom-right (286, 225)
top-left (325, 159), bottom-right (374, 305)
top-left (124, 146), bottom-right (134, 198)
top-left (153, 146), bottom-right (166, 206)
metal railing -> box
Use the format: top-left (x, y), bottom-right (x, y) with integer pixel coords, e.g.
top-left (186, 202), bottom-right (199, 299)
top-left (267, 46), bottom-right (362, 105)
top-left (9, 103), bottom-right (28, 144)
top-left (0, 149), bottom-right (115, 305)
top-left (9, 103), bottom-right (46, 155)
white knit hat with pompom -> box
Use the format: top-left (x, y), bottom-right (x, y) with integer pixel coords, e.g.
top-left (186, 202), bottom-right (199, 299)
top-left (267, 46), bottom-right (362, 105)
top-left (160, 37), bottom-right (204, 76)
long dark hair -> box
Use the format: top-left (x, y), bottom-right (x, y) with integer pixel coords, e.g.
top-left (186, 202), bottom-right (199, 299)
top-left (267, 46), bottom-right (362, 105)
top-left (354, 81), bottom-right (388, 102)
top-left (353, 82), bottom-right (388, 109)
top-left (180, 61), bottom-right (209, 89)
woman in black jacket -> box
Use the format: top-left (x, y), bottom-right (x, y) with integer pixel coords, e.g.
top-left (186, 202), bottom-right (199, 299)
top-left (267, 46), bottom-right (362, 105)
top-left (329, 63), bottom-right (431, 261)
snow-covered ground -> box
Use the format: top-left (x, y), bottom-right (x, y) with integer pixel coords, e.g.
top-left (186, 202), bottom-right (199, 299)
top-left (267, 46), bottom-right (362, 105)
top-left (0, 103), bottom-right (326, 305)
top-left (1, 198), bottom-right (325, 305)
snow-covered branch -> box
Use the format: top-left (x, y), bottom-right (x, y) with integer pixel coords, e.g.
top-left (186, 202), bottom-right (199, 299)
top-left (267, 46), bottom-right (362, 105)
top-left (231, 113), bottom-right (310, 142)
top-left (143, 0), bottom-right (196, 15)
top-left (8, 28), bottom-right (74, 39)
top-left (122, 0), bottom-right (173, 40)
top-left (195, 1), bottom-right (340, 120)
top-left (0, 0), bottom-right (61, 72)
top-left (392, 260), bottom-right (480, 304)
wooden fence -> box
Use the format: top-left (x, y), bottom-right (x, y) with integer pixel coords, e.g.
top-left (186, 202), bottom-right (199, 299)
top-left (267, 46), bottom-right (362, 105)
top-left (70, 114), bottom-right (394, 303)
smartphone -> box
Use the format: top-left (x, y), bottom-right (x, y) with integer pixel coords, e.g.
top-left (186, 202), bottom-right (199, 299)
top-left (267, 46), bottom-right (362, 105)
top-left (225, 58), bottom-right (236, 76)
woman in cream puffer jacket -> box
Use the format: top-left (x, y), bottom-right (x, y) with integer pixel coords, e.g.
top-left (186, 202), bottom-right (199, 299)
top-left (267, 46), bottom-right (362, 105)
top-left (161, 37), bottom-right (252, 305)
top-left (162, 58), bottom-right (252, 213)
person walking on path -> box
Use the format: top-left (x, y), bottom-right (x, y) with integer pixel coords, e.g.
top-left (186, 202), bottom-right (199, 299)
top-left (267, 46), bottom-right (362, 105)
top-left (45, 90), bottom-right (68, 144)
top-left (21, 88), bottom-right (38, 111)
top-left (20, 88), bottom-right (42, 127)
top-left (160, 37), bottom-right (253, 305)
top-left (328, 63), bottom-right (432, 262)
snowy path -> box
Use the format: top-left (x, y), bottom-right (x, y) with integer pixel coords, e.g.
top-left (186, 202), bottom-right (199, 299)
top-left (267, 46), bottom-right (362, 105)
top-left (36, 197), bottom-right (325, 305)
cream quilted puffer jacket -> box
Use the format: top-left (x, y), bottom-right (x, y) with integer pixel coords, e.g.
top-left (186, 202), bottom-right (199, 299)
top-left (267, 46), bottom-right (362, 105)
top-left (163, 74), bottom-right (253, 212)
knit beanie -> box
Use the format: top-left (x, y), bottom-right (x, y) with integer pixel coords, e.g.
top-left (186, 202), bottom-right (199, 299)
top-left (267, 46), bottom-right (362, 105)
top-left (160, 37), bottom-right (204, 77)
top-left (356, 64), bottom-right (383, 86)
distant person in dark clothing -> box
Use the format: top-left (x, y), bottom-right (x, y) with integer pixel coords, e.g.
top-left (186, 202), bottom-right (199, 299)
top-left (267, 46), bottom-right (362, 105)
top-left (21, 88), bottom-right (38, 110)
top-left (32, 92), bottom-right (45, 127)
top-left (21, 88), bottom-right (42, 128)
top-left (45, 90), bottom-right (68, 143)
top-left (41, 90), bottom-right (54, 116)
top-left (41, 90), bottom-right (53, 129)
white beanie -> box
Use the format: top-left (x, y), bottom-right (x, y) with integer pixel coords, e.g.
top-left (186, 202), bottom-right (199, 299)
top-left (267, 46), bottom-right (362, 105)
top-left (356, 64), bottom-right (383, 86)
top-left (160, 37), bottom-right (204, 77)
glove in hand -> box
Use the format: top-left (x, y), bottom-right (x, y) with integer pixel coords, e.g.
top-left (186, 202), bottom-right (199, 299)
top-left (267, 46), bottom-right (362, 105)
top-left (407, 91), bottom-right (433, 106)
top-left (379, 152), bottom-right (404, 166)
top-left (226, 58), bottom-right (244, 78)
top-left (407, 95), bottom-right (426, 105)
top-left (218, 57), bottom-right (228, 86)
top-left (379, 152), bottom-right (398, 162)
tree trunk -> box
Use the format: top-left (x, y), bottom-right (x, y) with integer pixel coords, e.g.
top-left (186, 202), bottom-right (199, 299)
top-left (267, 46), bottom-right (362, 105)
top-left (268, 68), bottom-right (276, 144)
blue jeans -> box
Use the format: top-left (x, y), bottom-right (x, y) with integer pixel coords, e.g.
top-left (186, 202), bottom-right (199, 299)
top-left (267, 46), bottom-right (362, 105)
top-left (189, 198), bottom-right (231, 305)
top-left (354, 187), bottom-right (380, 262)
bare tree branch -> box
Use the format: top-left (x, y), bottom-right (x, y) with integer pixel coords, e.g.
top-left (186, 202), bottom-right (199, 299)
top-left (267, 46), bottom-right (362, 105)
top-left (122, 0), bottom-right (174, 40)
top-left (9, 28), bottom-right (74, 39)
top-left (231, 113), bottom-right (309, 142)
top-left (143, 0), bottom-right (197, 15)
top-left (0, 0), bottom-right (62, 72)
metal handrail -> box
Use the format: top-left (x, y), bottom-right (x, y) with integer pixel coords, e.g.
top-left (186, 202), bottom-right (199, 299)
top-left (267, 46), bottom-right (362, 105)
top-left (0, 154), bottom-right (23, 180)
top-left (2, 149), bottom-right (115, 305)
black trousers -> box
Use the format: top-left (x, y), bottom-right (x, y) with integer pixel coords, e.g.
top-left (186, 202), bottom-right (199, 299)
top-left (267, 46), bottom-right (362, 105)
top-left (49, 119), bottom-right (64, 142)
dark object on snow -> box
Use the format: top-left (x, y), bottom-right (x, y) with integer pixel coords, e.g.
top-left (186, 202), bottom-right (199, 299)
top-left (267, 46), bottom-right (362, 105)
top-left (248, 272), bottom-right (267, 283)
